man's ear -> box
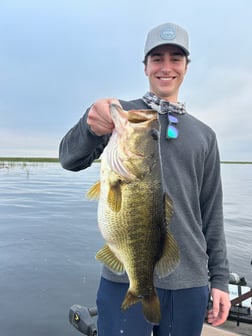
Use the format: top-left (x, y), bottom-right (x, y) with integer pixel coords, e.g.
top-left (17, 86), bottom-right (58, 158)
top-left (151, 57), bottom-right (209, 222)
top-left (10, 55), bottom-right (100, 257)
top-left (144, 64), bottom-right (148, 76)
top-left (185, 59), bottom-right (189, 73)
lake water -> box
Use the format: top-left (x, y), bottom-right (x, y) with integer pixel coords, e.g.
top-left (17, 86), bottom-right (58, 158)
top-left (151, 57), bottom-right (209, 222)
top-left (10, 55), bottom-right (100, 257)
top-left (0, 162), bottom-right (251, 336)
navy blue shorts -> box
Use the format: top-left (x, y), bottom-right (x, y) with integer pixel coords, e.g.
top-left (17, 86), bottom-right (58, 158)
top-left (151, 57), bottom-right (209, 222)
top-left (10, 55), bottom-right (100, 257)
top-left (96, 277), bottom-right (209, 336)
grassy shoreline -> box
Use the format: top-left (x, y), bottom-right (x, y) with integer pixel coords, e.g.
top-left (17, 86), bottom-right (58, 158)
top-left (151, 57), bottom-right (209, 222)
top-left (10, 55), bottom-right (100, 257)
top-left (0, 157), bottom-right (251, 164)
top-left (221, 161), bottom-right (252, 164)
top-left (0, 157), bottom-right (59, 163)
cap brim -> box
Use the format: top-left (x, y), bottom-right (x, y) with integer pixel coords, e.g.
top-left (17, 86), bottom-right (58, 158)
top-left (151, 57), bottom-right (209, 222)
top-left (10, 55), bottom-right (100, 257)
top-left (145, 42), bottom-right (189, 58)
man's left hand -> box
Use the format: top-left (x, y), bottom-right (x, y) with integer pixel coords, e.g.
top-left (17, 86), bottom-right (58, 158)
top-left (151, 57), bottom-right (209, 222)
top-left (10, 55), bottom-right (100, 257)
top-left (207, 288), bottom-right (231, 326)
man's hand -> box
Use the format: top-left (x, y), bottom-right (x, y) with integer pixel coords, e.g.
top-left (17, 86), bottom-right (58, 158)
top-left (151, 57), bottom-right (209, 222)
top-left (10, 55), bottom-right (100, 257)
top-left (207, 288), bottom-right (231, 326)
top-left (87, 98), bottom-right (119, 136)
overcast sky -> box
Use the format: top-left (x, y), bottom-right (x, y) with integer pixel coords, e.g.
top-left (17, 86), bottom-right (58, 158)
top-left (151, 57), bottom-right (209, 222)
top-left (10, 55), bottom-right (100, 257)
top-left (0, 0), bottom-right (251, 160)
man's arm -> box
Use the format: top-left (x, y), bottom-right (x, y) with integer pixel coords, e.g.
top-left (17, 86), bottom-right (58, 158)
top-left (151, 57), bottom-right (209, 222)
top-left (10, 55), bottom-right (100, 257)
top-left (59, 98), bottom-right (118, 171)
top-left (201, 134), bottom-right (231, 325)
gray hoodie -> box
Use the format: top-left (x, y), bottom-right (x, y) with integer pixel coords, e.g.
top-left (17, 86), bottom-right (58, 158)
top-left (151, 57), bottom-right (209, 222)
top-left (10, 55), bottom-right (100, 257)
top-left (59, 98), bottom-right (229, 292)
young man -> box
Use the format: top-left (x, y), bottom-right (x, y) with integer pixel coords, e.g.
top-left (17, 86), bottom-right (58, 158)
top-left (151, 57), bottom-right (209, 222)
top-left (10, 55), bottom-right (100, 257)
top-left (59, 23), bottom-right (231, 336)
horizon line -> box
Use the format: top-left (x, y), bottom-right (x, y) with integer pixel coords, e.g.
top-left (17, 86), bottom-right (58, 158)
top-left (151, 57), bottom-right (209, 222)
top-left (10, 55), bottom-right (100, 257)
top-left (0, 157), bottom-right (252, 164)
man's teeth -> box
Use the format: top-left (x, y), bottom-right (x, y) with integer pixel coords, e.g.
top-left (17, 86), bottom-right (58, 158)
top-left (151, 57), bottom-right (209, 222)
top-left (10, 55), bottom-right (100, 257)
top-left (160, 77), bottom-right (173, 81)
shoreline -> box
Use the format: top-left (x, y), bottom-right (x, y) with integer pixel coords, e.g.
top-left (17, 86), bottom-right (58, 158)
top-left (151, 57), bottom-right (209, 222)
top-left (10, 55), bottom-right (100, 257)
top-left (0, 157), bottom-right (59, 163)
top-left (0, 157), bottom-right (252, 164)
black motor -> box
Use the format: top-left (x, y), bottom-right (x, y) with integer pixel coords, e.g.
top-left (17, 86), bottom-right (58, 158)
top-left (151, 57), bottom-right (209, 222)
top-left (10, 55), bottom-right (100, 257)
top-left (69, 305), bottom-right (97, 336)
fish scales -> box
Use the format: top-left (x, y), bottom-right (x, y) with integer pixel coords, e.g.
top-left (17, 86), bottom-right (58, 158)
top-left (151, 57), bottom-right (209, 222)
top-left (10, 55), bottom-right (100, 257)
top-left (100, 180), bottom-right (164, 283)
top-left (87, 104), bottom-right (180, 324)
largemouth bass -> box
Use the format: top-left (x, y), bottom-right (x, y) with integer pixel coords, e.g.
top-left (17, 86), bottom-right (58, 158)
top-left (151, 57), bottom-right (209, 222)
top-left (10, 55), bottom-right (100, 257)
top-left (87, 104), bottom-right (180, 324)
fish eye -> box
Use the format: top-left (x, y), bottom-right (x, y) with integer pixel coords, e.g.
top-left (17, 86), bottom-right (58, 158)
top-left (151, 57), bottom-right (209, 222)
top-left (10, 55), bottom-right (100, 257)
top-left (150, 129), bottom-right (158, 140)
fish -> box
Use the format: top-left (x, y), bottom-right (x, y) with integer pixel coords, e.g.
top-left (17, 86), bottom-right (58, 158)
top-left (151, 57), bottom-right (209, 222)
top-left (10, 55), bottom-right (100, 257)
top-left (87, 103), bottom-right (180, 324)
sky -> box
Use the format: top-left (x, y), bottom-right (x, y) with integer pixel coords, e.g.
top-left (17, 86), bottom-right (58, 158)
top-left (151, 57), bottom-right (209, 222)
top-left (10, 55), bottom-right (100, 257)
top-left (0, 0), bottom-right (251, 160)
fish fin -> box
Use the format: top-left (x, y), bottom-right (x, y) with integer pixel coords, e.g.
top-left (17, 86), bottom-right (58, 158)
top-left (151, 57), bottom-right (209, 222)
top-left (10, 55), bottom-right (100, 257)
top-left (155, 231), bottom-right (180, 278)
top-left (107, 182), bottom-right (122, 212)
top-left (142, 293), bottom-right (162, 325)
top-left (164, 193), bottom-right (173, 225)
top-left (121, 291), bottom-right (141, 310)
top-left (96, 244), bottom-right (125, 274)
top-left (122, 290), bottom-right (161, 325)
top-left (86, 181), bottom-right (101, 200)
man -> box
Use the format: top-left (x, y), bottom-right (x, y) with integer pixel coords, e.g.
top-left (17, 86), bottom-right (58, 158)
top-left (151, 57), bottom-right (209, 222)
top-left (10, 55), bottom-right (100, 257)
top-left (59, 22), bottom-right (231, 336)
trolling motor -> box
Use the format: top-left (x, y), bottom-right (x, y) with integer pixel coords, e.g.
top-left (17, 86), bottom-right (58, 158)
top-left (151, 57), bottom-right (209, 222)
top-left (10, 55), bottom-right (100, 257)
top-left (69, 305), bottom-right (98, 336)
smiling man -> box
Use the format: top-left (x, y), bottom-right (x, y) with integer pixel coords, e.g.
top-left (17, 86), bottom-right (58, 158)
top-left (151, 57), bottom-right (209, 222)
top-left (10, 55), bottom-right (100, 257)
top-left (59, 22), bottom-right (231, 336)
top-left (144, 44), bottom-right (188, 101)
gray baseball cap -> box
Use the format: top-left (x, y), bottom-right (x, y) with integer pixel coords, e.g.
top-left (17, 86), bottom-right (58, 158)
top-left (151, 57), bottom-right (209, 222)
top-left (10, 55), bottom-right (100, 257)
top-left (144, 22), bottom-right (190, 58)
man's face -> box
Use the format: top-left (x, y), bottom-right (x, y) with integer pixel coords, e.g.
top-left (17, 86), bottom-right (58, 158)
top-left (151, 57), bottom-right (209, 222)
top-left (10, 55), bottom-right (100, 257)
top-left (144, 45), bottom-right (188, 102)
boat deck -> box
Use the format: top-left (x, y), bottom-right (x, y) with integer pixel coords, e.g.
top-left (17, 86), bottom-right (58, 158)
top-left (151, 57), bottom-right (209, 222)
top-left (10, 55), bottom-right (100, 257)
top-left (202, 321), bottom-right (251, 336)
top-left (202, 324), bottom-right (238, 335)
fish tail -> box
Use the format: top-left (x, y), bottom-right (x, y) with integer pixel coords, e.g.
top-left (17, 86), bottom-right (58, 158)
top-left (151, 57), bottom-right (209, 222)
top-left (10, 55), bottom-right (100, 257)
top-left (142, 292), bottom-right (161, 325)
top-left (121, 290), bottom-right (161, 324)
top-left (121, 290), bottom-right (141, 311)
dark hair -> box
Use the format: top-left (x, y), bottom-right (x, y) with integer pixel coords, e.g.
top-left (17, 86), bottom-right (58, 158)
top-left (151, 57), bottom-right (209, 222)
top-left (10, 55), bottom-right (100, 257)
top-left (143, 47), bottom-right (191, 66)
top-left (143, 56), bottom-right (191, 66)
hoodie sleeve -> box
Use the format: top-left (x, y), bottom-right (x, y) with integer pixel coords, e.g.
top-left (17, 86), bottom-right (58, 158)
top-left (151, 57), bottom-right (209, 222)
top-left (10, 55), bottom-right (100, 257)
top-left (201, 134), bottom-right (230, 292)
top-left (59, 109), bottom-right (110, 171)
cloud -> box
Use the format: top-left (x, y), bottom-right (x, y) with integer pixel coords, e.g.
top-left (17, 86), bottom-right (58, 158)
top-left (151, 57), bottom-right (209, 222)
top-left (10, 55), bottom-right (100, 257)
top-left (0, 0), bottom-right (251, 160)
top-left (0, 129), bottom-right (60, 157)
top-left (189, 66), bottom-right (252, 160)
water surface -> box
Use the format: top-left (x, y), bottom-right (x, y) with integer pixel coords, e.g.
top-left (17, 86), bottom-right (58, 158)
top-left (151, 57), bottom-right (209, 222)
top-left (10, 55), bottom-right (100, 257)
top-left (0, 162), bottom-right (251, 336)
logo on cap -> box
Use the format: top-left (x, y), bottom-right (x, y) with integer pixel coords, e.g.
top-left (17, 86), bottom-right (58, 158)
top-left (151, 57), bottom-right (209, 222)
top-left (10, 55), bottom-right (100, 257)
top-left (160, 27), bottom-right (176, 41)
